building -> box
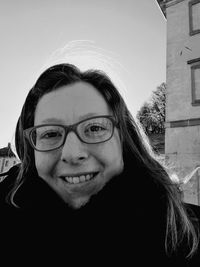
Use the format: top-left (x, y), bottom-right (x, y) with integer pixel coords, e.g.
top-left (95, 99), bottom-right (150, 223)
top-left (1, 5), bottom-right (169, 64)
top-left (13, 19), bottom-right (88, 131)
top-left (157, 0), bottom-right (200, 204)
top-left (0, 143), bottom-right (20, 180)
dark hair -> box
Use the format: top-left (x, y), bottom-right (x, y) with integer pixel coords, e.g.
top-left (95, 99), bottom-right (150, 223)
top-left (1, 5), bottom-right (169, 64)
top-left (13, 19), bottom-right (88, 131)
top-left (10, 63), bottom-right (198, 257)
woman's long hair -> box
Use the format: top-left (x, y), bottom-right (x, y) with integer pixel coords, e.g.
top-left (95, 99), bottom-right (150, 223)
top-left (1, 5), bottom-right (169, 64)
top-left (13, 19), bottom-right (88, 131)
top-left (9, 63), bottom-right (199, 257)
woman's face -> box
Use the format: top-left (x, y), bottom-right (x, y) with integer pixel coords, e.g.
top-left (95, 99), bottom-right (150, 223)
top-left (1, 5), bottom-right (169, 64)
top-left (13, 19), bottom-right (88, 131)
top-left (34, 81), bottom-right (124, 209)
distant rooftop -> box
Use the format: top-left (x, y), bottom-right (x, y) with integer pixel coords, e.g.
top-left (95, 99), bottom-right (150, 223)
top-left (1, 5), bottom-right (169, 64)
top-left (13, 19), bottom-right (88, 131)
top-left (0, 143), bottom-right (16, 158)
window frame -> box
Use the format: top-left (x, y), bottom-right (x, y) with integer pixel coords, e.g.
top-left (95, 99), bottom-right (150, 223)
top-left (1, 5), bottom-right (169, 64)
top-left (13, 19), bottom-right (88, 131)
top-left (189, 0), bottom-right (200, 36)
top-left (188, 58), bottom-right (200, 105)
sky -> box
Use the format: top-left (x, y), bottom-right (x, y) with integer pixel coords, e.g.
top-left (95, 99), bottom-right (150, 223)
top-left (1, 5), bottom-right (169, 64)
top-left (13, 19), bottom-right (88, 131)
top-left (0, 0), bottom-right (166, 149)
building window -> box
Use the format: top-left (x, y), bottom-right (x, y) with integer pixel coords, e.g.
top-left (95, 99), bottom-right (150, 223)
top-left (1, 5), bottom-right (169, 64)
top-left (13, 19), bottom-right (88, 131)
top-left (188, 58), bottom-right (200, 105)
top-left (189, 0), bottom-right (200, 35)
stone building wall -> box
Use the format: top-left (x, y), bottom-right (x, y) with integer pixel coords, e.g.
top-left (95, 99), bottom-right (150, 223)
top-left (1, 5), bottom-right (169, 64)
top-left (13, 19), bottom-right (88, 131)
top-left (164, 0), bottom-right (200, 204)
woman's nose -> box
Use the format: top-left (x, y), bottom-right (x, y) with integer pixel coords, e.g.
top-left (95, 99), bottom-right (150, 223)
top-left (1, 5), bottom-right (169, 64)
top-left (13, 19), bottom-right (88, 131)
top-left (60, 132), bottom-right (89, 164)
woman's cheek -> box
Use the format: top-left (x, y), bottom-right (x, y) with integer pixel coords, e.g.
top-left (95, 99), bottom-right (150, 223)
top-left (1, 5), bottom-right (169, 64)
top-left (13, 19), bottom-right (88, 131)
top-left (94, 138), bottom-right (123, 175)
top-left (34, 151), bottom-right (57, 178)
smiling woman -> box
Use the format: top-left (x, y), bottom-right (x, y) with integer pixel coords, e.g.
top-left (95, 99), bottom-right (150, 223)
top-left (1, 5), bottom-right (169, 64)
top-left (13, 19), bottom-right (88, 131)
top-left (0, 63), bottom-right (200, 265)
top-left (32, 82), bottom-right (123, 209)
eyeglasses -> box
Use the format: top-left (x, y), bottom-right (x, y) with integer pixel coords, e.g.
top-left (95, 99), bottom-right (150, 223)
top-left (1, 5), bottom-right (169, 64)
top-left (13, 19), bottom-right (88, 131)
top-left (23, 115), bottom-right (118, 152)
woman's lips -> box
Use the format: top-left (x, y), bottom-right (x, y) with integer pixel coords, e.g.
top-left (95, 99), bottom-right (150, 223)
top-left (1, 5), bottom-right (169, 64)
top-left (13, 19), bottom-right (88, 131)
top-left (60, 172), bottom-right (99, 185)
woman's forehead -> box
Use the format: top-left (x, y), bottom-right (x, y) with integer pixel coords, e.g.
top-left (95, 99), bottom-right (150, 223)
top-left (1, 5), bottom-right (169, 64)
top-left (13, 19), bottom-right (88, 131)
top-left (34, 82), bottom-right (112, 125)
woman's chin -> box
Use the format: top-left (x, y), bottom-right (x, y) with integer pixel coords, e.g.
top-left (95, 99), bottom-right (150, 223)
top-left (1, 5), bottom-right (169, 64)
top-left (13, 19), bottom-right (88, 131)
top-left (64, 195), bottom-right (90, 209)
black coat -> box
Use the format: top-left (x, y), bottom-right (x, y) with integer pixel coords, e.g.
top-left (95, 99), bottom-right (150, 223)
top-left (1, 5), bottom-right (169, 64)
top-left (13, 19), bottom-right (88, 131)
top-left (0, 165), bottom-right (200, 266)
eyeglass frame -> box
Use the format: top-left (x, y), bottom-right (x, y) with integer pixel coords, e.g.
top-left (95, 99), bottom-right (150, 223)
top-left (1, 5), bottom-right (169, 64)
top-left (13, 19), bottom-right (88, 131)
top-left (23, 115), bottom-right (118, 152)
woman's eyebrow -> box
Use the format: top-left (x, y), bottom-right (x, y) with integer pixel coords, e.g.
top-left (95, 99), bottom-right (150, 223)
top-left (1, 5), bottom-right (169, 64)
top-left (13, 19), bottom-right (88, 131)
top-left (78, 112), bottom-right (104, 121)
top-left (40, 118), bottom-right (65, 124)
top-left (40, 113), bottom-right (106, 124)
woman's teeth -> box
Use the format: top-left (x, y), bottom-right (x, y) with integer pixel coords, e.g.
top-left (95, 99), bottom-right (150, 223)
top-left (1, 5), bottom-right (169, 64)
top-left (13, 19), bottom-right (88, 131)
top-left (63, 173), bottom-right (96, 184)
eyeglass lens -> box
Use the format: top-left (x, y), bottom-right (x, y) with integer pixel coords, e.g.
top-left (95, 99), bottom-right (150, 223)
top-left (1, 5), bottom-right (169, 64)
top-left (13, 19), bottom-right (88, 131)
top-left (31, 117), bottom-right (113, 150)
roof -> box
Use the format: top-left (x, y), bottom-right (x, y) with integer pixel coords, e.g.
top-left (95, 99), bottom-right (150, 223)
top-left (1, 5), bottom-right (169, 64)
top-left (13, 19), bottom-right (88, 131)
top-left (0, 143), bottom-right (16, 158)
top-left (156, 0), bottom-right (167, 18)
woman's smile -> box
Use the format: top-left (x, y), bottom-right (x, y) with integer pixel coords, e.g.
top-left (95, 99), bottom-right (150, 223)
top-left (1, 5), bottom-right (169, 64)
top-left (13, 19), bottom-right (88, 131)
top-left (59, 171), bottom-right (99, 185)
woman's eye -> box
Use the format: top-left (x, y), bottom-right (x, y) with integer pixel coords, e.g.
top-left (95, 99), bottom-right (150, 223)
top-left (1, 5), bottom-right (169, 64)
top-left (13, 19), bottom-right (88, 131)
top-left (41, 131), bottom-right (61, 139)
top-left (85, 124), bottom-right (106, 135)
top-left (90, 125), bottom-right (103, 132)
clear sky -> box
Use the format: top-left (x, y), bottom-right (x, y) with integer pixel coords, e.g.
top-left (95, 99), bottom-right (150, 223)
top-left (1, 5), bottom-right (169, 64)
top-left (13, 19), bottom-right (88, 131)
top-left (0, 0), bottom-right (166, 149)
